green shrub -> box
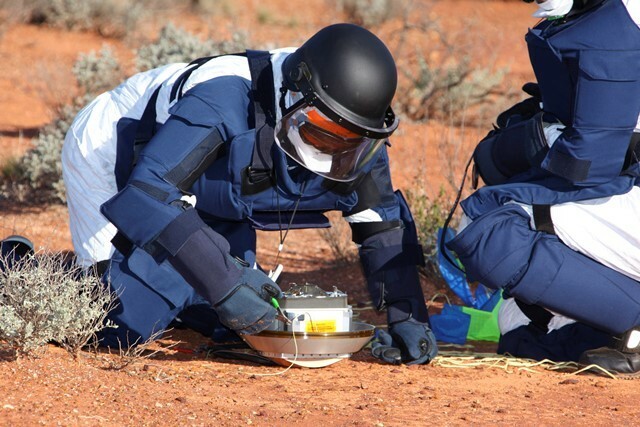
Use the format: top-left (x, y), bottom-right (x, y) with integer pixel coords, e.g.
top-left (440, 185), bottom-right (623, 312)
top-left (318, 211), bottom-right (359, 266)
top-left (73, 45), bottom-right (123, 96)
top-left (19, 104), bottom-right (77, 203)
top-left (406, 185), bottom-right (455, 278)
top-left (136, 23), bottom-right (248, 71)
top-left (0, 251), bottom-right (116, 358)
top-left (399, 51), bottom-right (507, 123)
top-left (1, 0), bottom-right (146, 38)
top-left (0, 46), bottom-right (122, 204)
top-left (338, 0), bottom-right (396, 28)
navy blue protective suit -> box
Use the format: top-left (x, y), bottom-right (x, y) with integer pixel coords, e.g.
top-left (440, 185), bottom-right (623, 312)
top-left (450, 0), bottom-right (640, 348)
top-left (93, 56), bottom-right (428, 347)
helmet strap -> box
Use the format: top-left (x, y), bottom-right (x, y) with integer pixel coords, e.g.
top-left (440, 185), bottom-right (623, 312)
top-left (278, 85), bottom-right (288, 114)
top-left (279, 86), bottom-right (306, 117)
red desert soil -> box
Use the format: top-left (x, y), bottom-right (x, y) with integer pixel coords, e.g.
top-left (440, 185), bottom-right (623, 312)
top-left (1, 1), bottom-right (639, 426)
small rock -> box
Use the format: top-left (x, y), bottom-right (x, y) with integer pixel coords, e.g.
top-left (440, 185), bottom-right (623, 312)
top-left (559, 379), bottom-right (579, 385)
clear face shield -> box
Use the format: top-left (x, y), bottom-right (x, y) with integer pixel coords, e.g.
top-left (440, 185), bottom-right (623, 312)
top-left (275, 105), bottom-right (388, 182)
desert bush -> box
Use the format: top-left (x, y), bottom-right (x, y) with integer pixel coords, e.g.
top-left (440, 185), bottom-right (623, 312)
top-left (406, 184), bottom-right (455, 278)
top-left (384, 0), bottom-right (508, 125)
top-left (73, 45), bottom-right (123, 96)
top-left (136, 23), bottom-right (248, 71)
top-left (400, 51), bottom-right (507, 123)
top-left (17, 105), bottom-right (76, 203)
top-left (0, 22), bottom-right (250, 204)
top-left (337, 0), bottom-right (396, 28)
top-left (0, 0), bottom-right (146, 38)
top-left (334, 0), bottom-right (509, 125)
top-left (0, 46), bottom-right (123, 204)
top-left (318, 211), bottom-right (359, 266)
top-left (100, 328), bottom-right (170, 370)
top-left (0, 251), bottom-right (117, 358)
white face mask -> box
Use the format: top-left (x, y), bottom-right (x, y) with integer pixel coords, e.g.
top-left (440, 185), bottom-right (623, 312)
top-left (532, 0), bottom-right (573, 18)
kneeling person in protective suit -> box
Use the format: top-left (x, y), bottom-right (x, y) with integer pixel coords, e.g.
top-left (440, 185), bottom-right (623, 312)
top-left (451, 0), bottom-right (640, 375)
top-left (62, 23), bottom-right (437, 365)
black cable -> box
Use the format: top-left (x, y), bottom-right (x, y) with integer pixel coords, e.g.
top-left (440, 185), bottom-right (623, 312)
top-left (274, 170), bottom-right (306, 266)
top-left (439, 153), bottom-right (474, 274)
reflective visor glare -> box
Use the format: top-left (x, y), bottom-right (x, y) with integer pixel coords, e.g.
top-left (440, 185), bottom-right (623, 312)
top-left (275, 106), bottom-right (387, 181)
top-left (298, 122), bottom-right (363, 155)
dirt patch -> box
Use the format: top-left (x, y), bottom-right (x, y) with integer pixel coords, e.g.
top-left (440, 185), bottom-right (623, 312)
top-left (1, 1), bottom-right (639, 426)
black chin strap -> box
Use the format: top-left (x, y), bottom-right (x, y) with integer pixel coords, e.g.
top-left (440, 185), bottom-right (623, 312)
top-left (279, 84), bottom-right (306, 118)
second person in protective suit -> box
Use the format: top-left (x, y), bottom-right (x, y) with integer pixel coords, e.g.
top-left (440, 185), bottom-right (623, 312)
top-left (452, 0), bottom-right (640, 375)
top-left (62, 23), bottom-right (438, 365)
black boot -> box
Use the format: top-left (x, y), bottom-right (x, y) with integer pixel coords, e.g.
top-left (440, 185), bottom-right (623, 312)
top-left (579, 327), bottom-right (640, 376)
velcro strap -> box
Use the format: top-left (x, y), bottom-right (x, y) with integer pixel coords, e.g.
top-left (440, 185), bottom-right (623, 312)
top-left (155, 208), bottom-right (204, 256)
top-left (532, 204), bottom-right (555, 235)
top-left (350, 220), bottom-right (403, 244)
top-left (111, 231), bottom-right (133, 256)
top-left (163, 128), bottom-right (225, 192)
top-left (545, 149), bottom-right (591, 183)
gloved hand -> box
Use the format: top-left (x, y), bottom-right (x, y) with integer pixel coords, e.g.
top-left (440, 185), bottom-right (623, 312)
top-left (213, 257), bottom-right (282, 336)
top-left (371, 318), bottom-right (438, 365)
top-left (496, 82), bottom-right (541, 128)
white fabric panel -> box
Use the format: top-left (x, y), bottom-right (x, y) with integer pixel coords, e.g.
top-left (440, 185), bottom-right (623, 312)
top-left (622, 0), bottom-right (640, 28)
top-left (344, 208), bottom-right (383, 223)
top-left (498, 298), bottom-right (576, 335)
top-left (498, 298), bottom-right (531, 335)
top-left (551, 186), bottom-right (640, 282)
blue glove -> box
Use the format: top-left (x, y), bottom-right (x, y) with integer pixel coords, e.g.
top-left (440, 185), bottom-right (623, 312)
top-left (213, 258), bottom-right (282, 336)
top-left (371, 319), bottom-right (438, 365)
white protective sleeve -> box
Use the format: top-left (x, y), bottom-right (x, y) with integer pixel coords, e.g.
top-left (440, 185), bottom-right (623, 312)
top-left (62, 64), bottom-right (187, 267)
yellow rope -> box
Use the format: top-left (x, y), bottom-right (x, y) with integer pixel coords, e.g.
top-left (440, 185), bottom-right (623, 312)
top-left (432, 350), bottom-right (620, 379)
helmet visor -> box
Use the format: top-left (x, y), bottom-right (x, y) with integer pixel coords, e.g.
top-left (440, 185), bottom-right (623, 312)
top-left (275, 105), bottom-right (386, 182)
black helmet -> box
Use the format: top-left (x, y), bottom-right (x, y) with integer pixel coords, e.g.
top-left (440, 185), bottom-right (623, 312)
top-left (276, 24), bottom-right (399, 182)
top-left (282, 23), bottom-right (398, 137)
